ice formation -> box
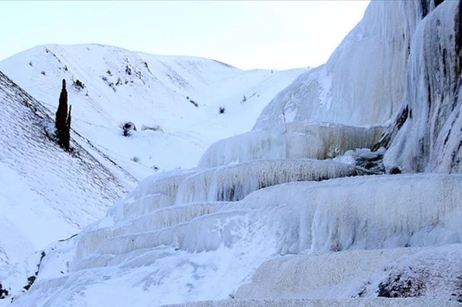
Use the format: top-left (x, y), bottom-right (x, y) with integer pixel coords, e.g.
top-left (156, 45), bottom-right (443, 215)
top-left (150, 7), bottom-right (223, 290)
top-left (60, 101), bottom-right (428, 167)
top-left (178, 159), bottom-right (360, 203)
top-left (253, 1), bottom-right (415, 130)
top-left (199, 123), bottom-right (382, 168)
top-left (384, 1), bottom-right (462, 173)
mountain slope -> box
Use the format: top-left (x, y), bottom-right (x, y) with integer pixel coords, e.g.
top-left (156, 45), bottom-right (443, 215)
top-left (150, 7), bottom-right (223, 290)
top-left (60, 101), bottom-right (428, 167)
top-left (0, 71), bottom-right (136, 264)
top-left (0, 45), bottom-right (307, 178)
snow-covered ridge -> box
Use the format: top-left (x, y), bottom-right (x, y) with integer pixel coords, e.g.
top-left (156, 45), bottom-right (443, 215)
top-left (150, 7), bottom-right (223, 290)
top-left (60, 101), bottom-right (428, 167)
top-left (0, 44), bottom-right (307, 177)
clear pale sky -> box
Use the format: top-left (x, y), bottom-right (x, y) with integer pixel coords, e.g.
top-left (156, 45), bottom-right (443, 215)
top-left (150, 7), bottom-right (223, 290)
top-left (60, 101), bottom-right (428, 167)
top-left (0, 1), bottom-right (370, 70)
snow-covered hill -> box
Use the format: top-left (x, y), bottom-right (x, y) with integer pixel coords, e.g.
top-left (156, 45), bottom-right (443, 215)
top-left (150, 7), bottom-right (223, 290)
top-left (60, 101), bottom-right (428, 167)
top-left (0, 71), bottom-right (137, 265)
top-left (0, 45), bottom-right (304, 268)
top-left (1, 0), bottom-right (462, 306)
top-left (0, 45), bottom-right (306, 178)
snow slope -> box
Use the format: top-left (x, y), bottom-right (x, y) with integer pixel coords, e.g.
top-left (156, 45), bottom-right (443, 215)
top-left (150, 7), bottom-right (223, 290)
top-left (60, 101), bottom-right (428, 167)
top-left (2, 0), bottom-right (462, 306)
top-left (0, 44), bottom-right (306, 178)
top-left (0, 71), bottom-right (136, 265)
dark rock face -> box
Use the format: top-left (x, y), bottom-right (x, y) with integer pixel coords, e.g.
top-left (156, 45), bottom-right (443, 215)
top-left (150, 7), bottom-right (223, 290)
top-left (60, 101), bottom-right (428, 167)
top-left (375, 266), bottom-right (462, 302)
top-left (372, 105), bottom-right (409, 152)
top-left (378, 272), bottom-right (426, 298)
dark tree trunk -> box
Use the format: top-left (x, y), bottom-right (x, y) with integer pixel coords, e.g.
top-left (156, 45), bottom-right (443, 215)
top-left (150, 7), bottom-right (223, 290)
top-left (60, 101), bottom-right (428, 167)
top-left (55, 79), bottom-right (71, 151)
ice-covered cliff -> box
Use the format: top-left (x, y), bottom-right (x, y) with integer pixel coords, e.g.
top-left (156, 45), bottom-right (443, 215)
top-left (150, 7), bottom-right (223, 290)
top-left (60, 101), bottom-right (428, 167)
top-left (1, 0), bottom-right (462, 306)
top-left (384, 1), bottom-right (462, 173)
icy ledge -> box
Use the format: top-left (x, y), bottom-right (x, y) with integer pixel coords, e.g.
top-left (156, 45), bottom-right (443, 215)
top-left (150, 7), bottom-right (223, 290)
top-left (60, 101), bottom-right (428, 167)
top-left (176, 159), bottom-right (360, 204)
top-left (198, 123), bottom-right (382, 168)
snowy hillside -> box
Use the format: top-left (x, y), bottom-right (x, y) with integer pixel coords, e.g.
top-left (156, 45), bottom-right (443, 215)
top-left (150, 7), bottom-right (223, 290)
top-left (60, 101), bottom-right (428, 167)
top-left (0, 45), bottom-right (306, 178)
top-left (1, 0), bottom-right (462, 306)
top-left (0, 71), bottom-right (137, 265)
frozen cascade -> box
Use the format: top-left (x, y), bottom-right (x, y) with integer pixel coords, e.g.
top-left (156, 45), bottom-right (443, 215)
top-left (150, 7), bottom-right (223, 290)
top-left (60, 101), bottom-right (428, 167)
top-left (73, 201), bottom-right (231, 266)
top-left (384, 1), bottom-right (462, 173)
top-left (198, 123), bottom-right (382, 168)
top-left (73, 173), bottom-right (462, 272)
top-left (253, 0), bottom-right (421, 131)
top-left (177, 159), bottom-right (360, 204)
top-left (11, 173), bottom-right (462, 307)
top-left (107, 169), bottom-right (198, 223)
top-left (72, 159), bottom-right (359, 269)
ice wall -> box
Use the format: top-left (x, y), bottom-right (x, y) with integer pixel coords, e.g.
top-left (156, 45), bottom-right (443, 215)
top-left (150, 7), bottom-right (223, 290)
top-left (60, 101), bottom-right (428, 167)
top-left (73, 173), bottom-right (462, 270)
top-left (198, 123), bottom-right (382, 168)
top-left (253, 0), bottom-right (421, 130)
top-left (72, 159), bottom-right (359, 266)
top-left (384, 1), bottom-right (462, 173)
top-left (177, 159), bottom-right (359, 203)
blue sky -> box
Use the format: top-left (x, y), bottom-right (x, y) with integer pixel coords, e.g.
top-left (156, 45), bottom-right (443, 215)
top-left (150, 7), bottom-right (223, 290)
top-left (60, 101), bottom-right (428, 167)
top-left (1, 1), bottom-right (370, 70)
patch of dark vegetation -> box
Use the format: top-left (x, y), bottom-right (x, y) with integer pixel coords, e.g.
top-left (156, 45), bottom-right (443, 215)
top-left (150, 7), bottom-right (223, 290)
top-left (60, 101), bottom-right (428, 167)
top-left (72, 79), bottom-right (85, 90)
top-left (131, 156), bottom-right (140, 163)
top-left (122, 122), bottom-right (137, 137)
top-left (0, 284), bottom-right (9, 299)
top-left (23, 276), bottom-right (36, 291)
top-left (125, 65), bottom-right (132, 76)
